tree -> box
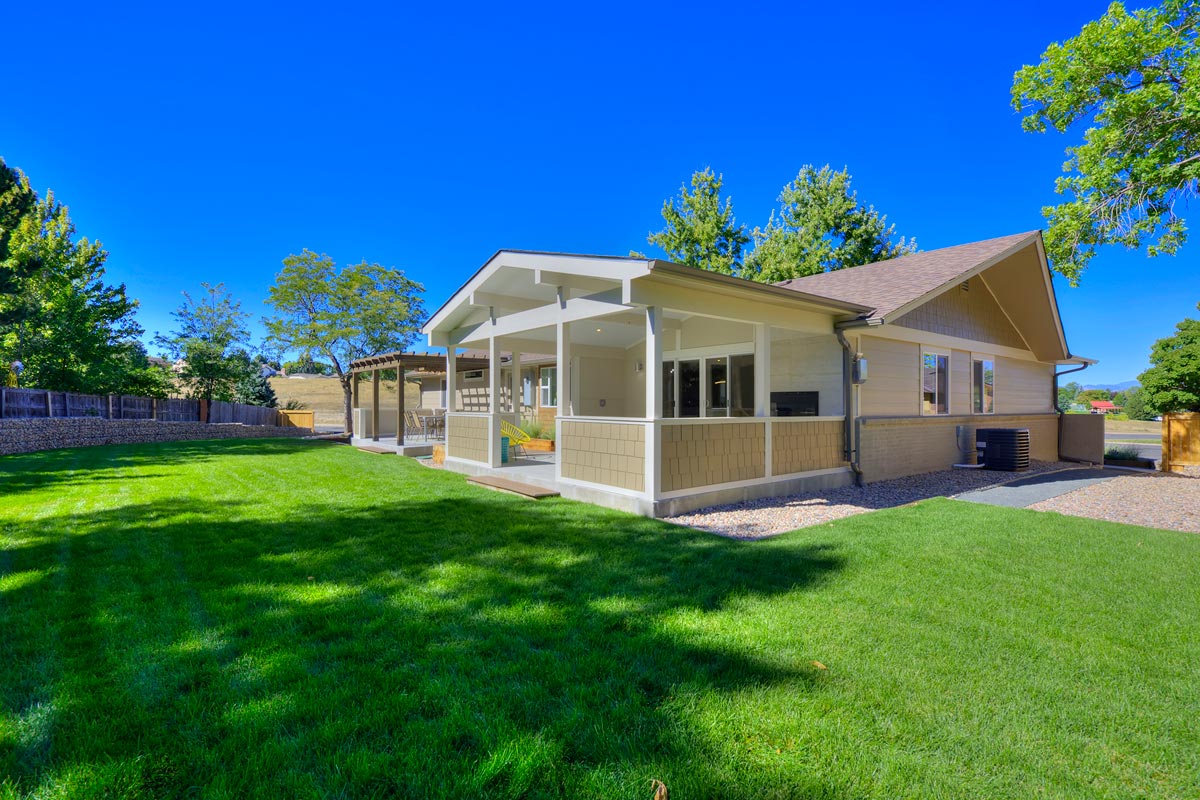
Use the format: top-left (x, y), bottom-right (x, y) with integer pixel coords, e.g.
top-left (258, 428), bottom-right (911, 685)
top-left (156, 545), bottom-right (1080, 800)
top-left (1138, 303), bottom-right (1200, 413)
top-left (234, 370), bottom-right (278, 407)
top-left (647, 168), bottom-right (750, 275)
top-left (1121, 385), bottom-right (1156, 420)
top-left (264, 250), bottom-right (425, 434)
top-left (0, 157), bottom-right (36, 285)
top-left (0, 192), bottom-right (143, 393)
top-left (282, 355), bottom-right (333, 375)
top-left (154, 283), bottom-right (251, 406)
top-left (1057, 379), bottom-right (1082, 408)
top-left (1076, 388), bottom-right (1114, 406)
top-left (742, 165), bottom-right (916, 282)
top-left (1012, 0), bottom-right (1200, 285)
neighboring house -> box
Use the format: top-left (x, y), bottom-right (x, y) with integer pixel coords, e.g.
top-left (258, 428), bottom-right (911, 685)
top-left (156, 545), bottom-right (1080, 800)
top-left (1089, 400), bottom-right (1120, 414)
top-left (410, 231), bottom-right (1095, 517)
top-left (407, 350), bottom-right (557, 423)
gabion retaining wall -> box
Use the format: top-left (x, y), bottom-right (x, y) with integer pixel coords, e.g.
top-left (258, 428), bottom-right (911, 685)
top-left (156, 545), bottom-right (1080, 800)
top-left (0, 418), bottom-right (311, 457)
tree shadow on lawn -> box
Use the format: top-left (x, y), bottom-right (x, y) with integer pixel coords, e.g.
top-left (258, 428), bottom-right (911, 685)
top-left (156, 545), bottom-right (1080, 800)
top-left (1, 489), bottom-right (848, 798)
top-left (0, 438), bottom-right (329, 497)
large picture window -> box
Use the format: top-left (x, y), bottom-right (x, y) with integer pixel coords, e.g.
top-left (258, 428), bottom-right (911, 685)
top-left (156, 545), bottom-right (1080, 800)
top-left (921, 351), bottom-right (949, 415)
top-left (973, 356), bottom-right (995, 414)
top-left (539, 367), bottom-right (557, 407)
top-left (661, 353), bottom-right (754, 418)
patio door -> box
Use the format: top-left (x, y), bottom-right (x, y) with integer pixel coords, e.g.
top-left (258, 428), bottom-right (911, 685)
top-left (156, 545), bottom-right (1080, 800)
top-left (678, 359), bottom-right (700, 417)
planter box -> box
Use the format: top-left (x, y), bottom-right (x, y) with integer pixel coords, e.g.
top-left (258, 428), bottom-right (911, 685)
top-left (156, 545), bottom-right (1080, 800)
top-left (1104, 457), bottom-right (1155, 469)
top-left (524, 438), bottom-right (555, 452)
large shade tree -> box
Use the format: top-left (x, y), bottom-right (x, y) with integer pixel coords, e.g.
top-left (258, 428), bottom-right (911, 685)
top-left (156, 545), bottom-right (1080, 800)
top-left (1138, 303), bottom-right (1200, 414)
top-left (264, 250), bottom-right (425, 435)
top-left (0, 192), bottom-right (143, 392)
top-left (742, 165), bottom-right (916, 282)
top-left (1012, 0), bottom-right (1199, 284)
top-left (647, 168), bottom-right (750, 276)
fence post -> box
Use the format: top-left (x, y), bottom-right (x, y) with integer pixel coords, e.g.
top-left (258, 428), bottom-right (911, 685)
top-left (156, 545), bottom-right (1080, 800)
top-left (45, 390), bottom-right (52, 418)
top-left (152, 398), bottom-right (158, 421)
top-left (0, 387), bottom-right (4, 419)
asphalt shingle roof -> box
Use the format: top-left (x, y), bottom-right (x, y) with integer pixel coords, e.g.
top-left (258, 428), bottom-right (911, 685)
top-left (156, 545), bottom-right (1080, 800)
top-left (775, 231), bottom-right (1041, 320)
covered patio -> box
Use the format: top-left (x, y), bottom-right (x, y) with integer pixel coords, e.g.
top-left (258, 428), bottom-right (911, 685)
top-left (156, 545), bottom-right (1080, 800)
top-left (423, 251), bottom-right (867, 516)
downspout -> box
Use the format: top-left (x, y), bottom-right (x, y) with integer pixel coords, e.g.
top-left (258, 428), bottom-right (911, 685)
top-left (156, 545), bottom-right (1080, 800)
top-left (1053, 360), bottom-right (1093, 459)
top-left (835, 323), bottom-right (870, 486)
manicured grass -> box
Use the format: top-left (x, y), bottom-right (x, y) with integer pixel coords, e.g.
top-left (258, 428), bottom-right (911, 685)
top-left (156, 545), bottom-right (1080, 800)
top-left (1, 440), bottom-right (1198, 798)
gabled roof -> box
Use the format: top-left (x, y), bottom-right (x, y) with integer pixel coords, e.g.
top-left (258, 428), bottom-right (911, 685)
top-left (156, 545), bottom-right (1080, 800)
top-left (1090, 400), bottom-right (1118, 410)
top-left (776, 231), bottom-right (1040, 322)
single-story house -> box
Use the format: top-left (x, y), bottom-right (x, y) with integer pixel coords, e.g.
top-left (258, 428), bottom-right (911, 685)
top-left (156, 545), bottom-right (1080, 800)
top-left (410, 230), bottom-right (1097, 517)
top-left (1089, 400), bottom-right (1120, 415)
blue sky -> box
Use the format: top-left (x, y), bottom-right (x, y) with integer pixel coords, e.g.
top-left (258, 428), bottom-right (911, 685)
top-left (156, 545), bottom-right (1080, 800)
top-left (2, 0), bottom-right (1193, 384)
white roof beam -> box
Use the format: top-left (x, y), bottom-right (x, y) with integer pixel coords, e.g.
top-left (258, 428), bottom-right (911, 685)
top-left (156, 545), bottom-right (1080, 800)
top-left (447, 288), bottom-right (629, 346)
top-left (468, 291), bottom-right (547, 313)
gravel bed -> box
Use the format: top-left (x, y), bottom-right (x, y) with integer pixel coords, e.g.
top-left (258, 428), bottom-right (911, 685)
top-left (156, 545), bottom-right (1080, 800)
top-left (1028, 471), bottom-right (1200, 533)
top-left (666, 460), bottom-right (1073, 538)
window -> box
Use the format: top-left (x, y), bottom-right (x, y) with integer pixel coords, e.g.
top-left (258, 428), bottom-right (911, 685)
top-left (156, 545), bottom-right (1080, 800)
top-left (973, 356), bottom-right (995, 414)
top-left (463, 369), bottom-right (483, 382)
top-left (661, 361), bottom-right (676, 418)
top-left (660, 354), bottom-right (754, 418)
top-left (921, 351), bottom-right (949, 415)
top-left (678, 360), bottom-right (700, 417)
top-left (539, 367), bottom-right (557, 407)
top-left (706, 357), bottom-right (729, 417)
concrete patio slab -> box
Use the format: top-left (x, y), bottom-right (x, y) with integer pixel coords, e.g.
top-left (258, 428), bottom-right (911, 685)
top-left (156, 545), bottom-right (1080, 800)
top-left (955, 468), bottom-right (1120, 509)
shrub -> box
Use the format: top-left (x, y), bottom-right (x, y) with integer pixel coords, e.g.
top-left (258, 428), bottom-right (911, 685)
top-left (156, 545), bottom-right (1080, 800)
top-left (1104, 445), bottom-right (1141, 461)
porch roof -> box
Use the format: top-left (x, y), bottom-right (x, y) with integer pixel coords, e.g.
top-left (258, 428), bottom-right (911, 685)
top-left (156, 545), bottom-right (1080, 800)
top-left (421, 250), bottom-right (871, 348)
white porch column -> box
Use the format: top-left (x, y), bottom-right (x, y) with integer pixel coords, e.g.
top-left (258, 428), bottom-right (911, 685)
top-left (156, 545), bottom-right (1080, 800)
top-left (445, 348), bottom-right (457, 412)
top-left (645, 306), bottom-right (662, 501)
top-left (488, 337), bottom-right (502, 466)
top-left (754, 323), bottom-right (769, 416)
top-left (510, 350), bottom-right (521, 414)
top-left (556, 321), bottom-right (571, 416)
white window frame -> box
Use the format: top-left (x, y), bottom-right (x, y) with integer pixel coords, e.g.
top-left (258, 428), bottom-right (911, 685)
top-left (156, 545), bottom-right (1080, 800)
top-left (972, 353), bottom-right (996, 415)
top-left (659, 352), bottom-right (754, 418)
top-left (539, 366), bottom-right (557, 408)
top-left (463, 369), bottom-right (484, 382)
top-left (919, 348), bottom-right (951, 416)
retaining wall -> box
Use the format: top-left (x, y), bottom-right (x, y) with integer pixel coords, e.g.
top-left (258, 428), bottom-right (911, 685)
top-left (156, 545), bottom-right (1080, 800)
top-left (0, 418), bottom-right (310, 457)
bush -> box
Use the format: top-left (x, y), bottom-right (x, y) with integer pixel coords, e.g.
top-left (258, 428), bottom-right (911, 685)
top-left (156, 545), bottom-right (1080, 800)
top-left (1104, 445), bottom-right (1141, 461)
top-left (519, 419), bottom-right (555, 441)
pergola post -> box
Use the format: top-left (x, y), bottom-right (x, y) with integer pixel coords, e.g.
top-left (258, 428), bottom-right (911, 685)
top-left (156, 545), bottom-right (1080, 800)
top-left (396, 360), bottom-right (405, 446)
top-left (371, 368), bottom-right (380, 442)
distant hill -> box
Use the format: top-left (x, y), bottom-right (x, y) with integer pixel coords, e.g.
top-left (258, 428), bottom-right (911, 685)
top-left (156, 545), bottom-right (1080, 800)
top-left (1082, 380), bottom-right (1138, 392)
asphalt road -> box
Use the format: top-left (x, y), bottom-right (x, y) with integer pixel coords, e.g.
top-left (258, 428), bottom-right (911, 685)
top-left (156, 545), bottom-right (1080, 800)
top-left (1104, 432), bottom-right (1161, 460)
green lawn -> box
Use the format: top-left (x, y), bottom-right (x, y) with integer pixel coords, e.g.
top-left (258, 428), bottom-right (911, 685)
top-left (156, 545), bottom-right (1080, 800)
top-left (1, 440), bottom-right (1197, 799)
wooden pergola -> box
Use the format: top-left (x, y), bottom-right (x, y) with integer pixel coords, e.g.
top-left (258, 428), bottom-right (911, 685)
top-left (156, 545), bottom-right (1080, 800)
top-left (347, 350), bottom-right (490, 445)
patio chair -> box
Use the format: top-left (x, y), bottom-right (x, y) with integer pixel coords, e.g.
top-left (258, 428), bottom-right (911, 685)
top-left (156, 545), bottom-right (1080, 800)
top-left (404, 410), bottom-right (425, 440)
top-left (500, 419), bottom-right (531, 459)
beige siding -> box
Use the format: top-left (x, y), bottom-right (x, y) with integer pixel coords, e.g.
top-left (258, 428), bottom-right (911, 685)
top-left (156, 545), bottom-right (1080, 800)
top-left (772, 420), bottom-right (846, 475)
top-left (661, 422), bottom-right (766, 492)
top-left (995, 357), bottom-right (1053, 414)
top-left (858, 336), bottom-right (919, 417)
top-left (770, 333), bottom-right (844, 416)
top-left (560, 420), bottom-right (645, 492)
top-left (678, 317), bottom-right (753, 350)
top-left (950, 348), bottom-right (971, 416)
top-left (446, 414), bottom-right (489, 463)
top-left (893, 276), bottom-right (1026, 349)
top-left (575, 353), bottom-right (628, 416)
top-left (858, 414), bottom-right (1059, 482)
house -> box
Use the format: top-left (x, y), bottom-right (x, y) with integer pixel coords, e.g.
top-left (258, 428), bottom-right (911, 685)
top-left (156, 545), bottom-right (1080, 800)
top-left (408, 231), bottom-right (1097, 517)
top-left (1089, 400), bottom-right (1120, 414)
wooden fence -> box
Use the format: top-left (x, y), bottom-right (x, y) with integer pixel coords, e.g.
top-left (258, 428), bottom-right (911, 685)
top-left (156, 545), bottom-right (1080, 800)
top-left (1162, 413), bottom-right (1200, 473)
top-left (0, 387), bottom-right (294, 427)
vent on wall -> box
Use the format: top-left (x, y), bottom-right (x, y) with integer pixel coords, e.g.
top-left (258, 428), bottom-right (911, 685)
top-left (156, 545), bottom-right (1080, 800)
top-left (960, 281), bottom-right (970, 292)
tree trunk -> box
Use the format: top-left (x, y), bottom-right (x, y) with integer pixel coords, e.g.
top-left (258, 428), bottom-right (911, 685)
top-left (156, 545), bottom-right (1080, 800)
top-left (342, 375), bottom-right (354, 436)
